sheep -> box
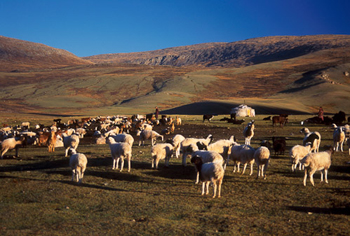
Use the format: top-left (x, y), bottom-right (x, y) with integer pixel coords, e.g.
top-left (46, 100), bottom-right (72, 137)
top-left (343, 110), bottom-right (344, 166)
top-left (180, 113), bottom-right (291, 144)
top-left (254, 146), bottom-right (270, 179)
top-left (151, 143), bottom-right (174, 169)
top-left (300, 127), bottom-right (321, 152)
top-left (171, 134), bottom-right (185, 158)
top-left (138, 130), bottom-right (163, 146)
top-left (62, 133), bottom-right (80, 157)
top-left (175, 116), bottom-right (182, 126)
top-left (69, 148), bottom-right (88, 183)
top-left (300, 148), bottom-right (332, 186)
top-left (190, 155), bottom-right (224, 198)
top-left (332, 124), bottom-right (345, 152)
top-left (229, 144), bottom-right (255, 175)
top-left (180, 134), bottom-right (213, 166)
top-left (191, 150), bottom-right (224, 184)
top-left (289, 144), bottom-right (311, 171)
top-left (0, 136), bottom-right (26, 159)
top-left (110, 133), bottom-right (134, 146)
top-left (272, 137), bottom-right (286, 155)
top-left (205, 135), bottom-right (237, 169)
top-left (107, 137), bottom-right (132, 172)
top-left (243, 120), bottom-right (255, 145)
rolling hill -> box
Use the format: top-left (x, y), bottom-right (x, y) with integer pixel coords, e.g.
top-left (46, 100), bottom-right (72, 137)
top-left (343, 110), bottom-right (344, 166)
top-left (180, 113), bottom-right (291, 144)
top-left (0, 35), bottom-right (350, 117)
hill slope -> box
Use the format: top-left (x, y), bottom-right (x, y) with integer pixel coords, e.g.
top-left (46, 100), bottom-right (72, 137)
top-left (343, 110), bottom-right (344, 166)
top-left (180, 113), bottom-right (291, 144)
top-left (0, 36), bottom-right (93, 71)
top-left (84, 35), bottom-right (350, 68)
top-left (1, 35), bottom-right (350, 116)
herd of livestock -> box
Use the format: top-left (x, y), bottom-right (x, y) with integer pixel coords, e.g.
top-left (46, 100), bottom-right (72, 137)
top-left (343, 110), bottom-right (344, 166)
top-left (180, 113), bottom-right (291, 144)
top-left (0, 112), bottom-right (349, 198)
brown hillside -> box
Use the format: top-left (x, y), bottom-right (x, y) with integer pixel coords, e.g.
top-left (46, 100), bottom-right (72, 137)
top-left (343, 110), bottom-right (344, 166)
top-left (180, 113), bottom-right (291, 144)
top-left (0, 36), bottom-right (93, 72)
top-left (84, 35), bottom-right (350, 68)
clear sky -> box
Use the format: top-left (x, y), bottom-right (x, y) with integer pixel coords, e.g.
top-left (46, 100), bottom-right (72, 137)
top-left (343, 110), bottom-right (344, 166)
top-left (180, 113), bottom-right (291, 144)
top-left (1, 0), bottom-right (349, 57)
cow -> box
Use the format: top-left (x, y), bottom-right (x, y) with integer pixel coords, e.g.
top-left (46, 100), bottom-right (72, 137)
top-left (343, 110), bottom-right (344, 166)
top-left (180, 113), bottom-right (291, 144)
top-left (272, 137), bottom-right (286, 155)
top-left (203, 114), bottom-right (215, 123)
top-left (272, 115), bottom-right (288, 127)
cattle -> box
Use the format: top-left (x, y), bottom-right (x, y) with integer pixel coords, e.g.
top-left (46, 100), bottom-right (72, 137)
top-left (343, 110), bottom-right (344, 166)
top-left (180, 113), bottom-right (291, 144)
top-left (263, 116), bottom-right (271, 121)
top-left (272, 137), bottom-right (286, 155)
top-left (332, 111), bottom-right (346, 125)
top-left (203, 114), bottom-right (215, 122)
top-left (272, 115), bottom-right (288, 127)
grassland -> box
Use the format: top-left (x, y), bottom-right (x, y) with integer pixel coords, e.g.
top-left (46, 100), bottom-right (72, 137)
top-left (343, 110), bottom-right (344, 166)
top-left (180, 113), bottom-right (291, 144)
top-left (0, 115), bottom-right (349, 235)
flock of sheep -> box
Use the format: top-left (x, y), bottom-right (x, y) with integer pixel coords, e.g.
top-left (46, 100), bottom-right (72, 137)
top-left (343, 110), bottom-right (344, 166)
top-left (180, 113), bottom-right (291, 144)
top-left (0, 115), bottom-right (349, 198)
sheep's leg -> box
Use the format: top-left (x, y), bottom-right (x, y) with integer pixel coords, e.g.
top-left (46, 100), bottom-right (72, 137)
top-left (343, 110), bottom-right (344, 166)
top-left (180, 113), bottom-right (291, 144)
top-left (217, 179), bottom-right (222, 198)
top-left (256, 164), bottom-right (260, 179)
top-left (182, 154), bottom-right (187, 166)
top-left (201, 182), bottom-right (205, 195)
top-left (205, 182), bottom-right (210, 195)
top-left (195, 171), bottom-right (200, 184)
top-left (165, 156), bottom-right (169, 167)
top-left (127, 156), bottom-right (131, 172)
top-left (212, 181), bottom-right (217, 198)
top-left (116, 157), bottom-right (120, 170)
top-left (72, 170), bottom-right (76, 181)
top-left (325, 169), bottom-right (328, 183)
top-left (249, 162), bottom-right (254, 176)
top-left (155, 159), bottom-right (160, 169)
top-left (309, 169), bottom-right (316, 186)
top-left (241, 163), bottom-right (247, 175)
top-left (65, 148), bottom-right (69, 157)
top-left (320, 170), bottom-right (324, 182)
top-left (340, 142), bottom-right (344, 152)
top-left (120, 158), bottom-right (124, 172)
top-left (76, 168), bottom-right (80, 182)
top-left (1, 148), bottom-right (9, 159)
top-left (151, 158), bottom-right (155, 169)
top-left (303, 169), bottom-right (308, 186)
top-left (112, 158), bottom-right (117, 169)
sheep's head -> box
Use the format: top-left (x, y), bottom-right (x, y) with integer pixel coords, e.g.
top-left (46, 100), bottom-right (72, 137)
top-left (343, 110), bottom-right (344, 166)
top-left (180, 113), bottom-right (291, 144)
top-left (191, 155), bottom-right (202, 165)
top-left (196, 141), bottom-right (207, 150)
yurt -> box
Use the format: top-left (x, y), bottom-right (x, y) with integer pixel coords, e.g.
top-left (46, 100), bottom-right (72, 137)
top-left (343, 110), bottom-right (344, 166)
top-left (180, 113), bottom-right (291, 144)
top-left (230, 104), bottom-right (255, 117)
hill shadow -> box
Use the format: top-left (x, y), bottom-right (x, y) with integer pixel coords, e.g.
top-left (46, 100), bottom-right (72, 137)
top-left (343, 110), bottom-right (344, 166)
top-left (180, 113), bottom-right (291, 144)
top-left (161, 101), bottom-right (310, 115)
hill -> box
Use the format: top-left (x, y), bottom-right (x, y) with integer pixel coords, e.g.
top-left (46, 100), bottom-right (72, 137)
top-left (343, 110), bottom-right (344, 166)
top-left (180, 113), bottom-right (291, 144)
top-left (84, 35), bottom-right (350, 68)
top-left (1, 35), bottom-right (350, 117)
top-left (0, 36), bottom-right (93, 72)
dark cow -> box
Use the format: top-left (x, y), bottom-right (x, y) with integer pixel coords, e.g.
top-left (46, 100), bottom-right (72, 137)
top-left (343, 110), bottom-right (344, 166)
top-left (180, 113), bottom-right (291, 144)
top-left (272, 115), bottom-right (289, 127)
top-left (203, 114), bottom-right (214, 123)
top-left (272, 137), bottom-right (286, 155)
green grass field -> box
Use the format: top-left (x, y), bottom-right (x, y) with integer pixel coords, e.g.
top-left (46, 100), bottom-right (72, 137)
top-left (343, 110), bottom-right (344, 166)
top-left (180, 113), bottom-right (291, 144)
top-left (0, 115), bottom-right (349, 235)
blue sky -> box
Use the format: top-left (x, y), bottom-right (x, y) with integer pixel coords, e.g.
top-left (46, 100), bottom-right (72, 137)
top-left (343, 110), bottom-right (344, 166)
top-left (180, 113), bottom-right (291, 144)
top-left (1, 0), bottom-right (349, 57)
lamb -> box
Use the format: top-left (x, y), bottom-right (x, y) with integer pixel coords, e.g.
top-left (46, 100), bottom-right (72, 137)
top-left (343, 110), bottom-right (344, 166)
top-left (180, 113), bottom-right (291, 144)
top-left (300, 127), bottom-right (321, 152)
top-left (110, 133), bottom-right (134, 146)
top-left (171, 134), bottom-right (185, 158)
top-left (332, 124), bottom-right (345, 152)
top-left (190, 155), bottom-right (224, 198)
top-left (191, 150), bottom-right (224, 184)
top-left (69, 148), bottom-right (88, 183)
top-left (229, 144), bottom-right (255, 175)
top-left (289, 144), bottom-right (311, 171)
top-left (243, 120), bottom-right (255, 145)
top-left (0, 136), bottom-right (26, 159)
top-left (107, 137), bottom-right (132, 172)
top-left (62, 133), bottom-right (80, 157)
top-left (254, 146), bottom-right (270, 179)
top-left (180, 134), bottom-right (213, 166)
top-left (300, 148), bottom-right (332, 186)
top-left (205, 135), bottom-right (237, 169)
top-left (151, 143), bottom-right (174, 169)
top-left (138, 130), bottom-right (163, 146)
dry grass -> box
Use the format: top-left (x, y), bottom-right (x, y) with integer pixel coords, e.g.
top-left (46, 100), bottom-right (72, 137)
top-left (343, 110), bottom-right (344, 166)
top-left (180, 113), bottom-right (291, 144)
top-left (0, 115), bottom-right (349, 235)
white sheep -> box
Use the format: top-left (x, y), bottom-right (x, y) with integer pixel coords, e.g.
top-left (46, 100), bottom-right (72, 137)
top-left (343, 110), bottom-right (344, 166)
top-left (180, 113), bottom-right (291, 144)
top-left (138, 130), bottom-right (163, 146)
top-left (300, 148), bottom-right (332, 186)
top-left (300, 127), bottom-right (321, 152)
top-left (243, 121), bottom-right (255, 145)
top-left (62, 133), bottom-right (80, 157)
top-left (0, 136), bottom-right (26, 159)
top-left (69, 148), bottom-right (88, 183)
top-left (191, 150), bottom-right (224, 184)
top-left (254, 146), bottom-right (270, 179)
top-left (289, 144), bottom-right (311, 171)
top-left (171, 134), bottom-right (185, 158)
top-left (206, 135), bottom-right (237, 170)
top-left (151, 143), bottom-right (174, 169)
top-left (229, 144), bottom-right (255, 175)
top-left (332, 124), bottom-right (345, 152)
top-left (107, 137), bottom-right (132, 172)
top-left (190, 155), bottom-right (225, 198)
top-left (180, 134), bottom-right (213, 166)
top-left (110, 133), bottom-right (134, 146)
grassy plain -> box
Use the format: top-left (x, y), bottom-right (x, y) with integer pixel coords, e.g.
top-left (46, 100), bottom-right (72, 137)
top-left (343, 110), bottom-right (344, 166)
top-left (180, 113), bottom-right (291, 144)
top-left (0, 115), bottom-right (349, 235)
